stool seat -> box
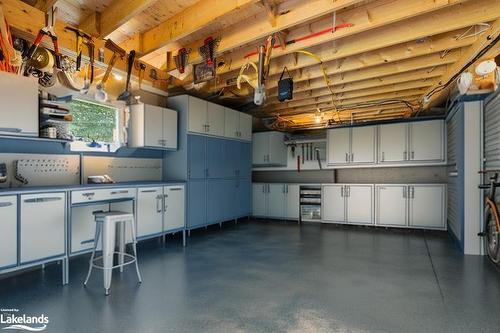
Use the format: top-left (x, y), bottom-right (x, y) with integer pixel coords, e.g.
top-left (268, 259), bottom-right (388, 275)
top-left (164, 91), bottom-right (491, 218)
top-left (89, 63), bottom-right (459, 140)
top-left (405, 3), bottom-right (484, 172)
top-left (83, 210), bottom-right (142, 295)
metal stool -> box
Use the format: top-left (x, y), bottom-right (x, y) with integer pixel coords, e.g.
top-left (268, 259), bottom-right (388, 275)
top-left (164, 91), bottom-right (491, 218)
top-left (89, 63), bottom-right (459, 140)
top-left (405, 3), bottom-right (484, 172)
top-left (83, 211), bottom-right (142, 295)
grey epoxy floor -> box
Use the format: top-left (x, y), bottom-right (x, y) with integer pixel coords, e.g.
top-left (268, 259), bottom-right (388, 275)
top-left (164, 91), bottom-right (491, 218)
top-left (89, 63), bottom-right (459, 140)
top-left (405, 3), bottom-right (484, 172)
top-left (1, 220), bottom-right (500, 333)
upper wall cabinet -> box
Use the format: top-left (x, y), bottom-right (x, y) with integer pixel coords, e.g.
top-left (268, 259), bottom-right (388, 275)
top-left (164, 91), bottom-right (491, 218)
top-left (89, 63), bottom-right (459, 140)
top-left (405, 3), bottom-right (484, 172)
top-left (128, 103), bottom-right (178, 150)
top-left (378, 120), bottom-right (445, 164)
top-left (0, 72), bottom-right (38, 137)
top-left (169, 95), bottom-right (251, 141)
top-left (224, 108), bottom-right (252, 141)
top-left (252, 131), bottom-right (287, 166)
top-left (327, 125), bottom-right (376, 166)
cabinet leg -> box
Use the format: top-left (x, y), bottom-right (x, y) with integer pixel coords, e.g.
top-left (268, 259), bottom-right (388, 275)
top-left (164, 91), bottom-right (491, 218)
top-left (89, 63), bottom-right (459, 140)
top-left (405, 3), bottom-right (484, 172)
top-left (235, 218), bottom-right (238, 225)
top-left (182, 230), bottom-right (186, 247)
top-left (188, 230), bottom-right (191, 237)
top-left (62, 257), bottom-right (69, 285)
top-left (219, 222), bottom-right (222, 228)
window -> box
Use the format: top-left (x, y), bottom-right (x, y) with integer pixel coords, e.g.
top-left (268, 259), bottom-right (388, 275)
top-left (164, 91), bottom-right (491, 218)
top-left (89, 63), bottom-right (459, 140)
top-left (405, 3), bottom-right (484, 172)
top-left (67, 99), bottom-right (121, 152)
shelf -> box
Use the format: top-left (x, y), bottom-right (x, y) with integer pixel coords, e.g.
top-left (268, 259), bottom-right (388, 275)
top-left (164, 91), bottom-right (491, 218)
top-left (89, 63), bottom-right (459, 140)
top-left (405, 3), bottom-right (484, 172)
top-left (0, 135), bottom-right (73, 145)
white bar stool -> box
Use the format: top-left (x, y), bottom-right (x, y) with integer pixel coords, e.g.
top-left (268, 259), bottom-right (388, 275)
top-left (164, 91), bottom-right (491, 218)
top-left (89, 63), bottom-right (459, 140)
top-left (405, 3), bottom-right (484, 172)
top-left (83, 211), bottom-right (142, 295)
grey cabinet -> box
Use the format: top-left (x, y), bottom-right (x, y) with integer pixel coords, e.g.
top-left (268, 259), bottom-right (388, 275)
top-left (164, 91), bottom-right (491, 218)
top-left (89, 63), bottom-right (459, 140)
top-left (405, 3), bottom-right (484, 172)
top-left (0, 196), bottom-right (17, 268)
top-left (252, 132), bottom-right (287, 166)
top-left (20, 192), bottom-right (66, 263)
top-left (327, 126), bottom-right (376, 166)
top-left (322, 184), bottom-right (373, 225)
top-left (163, 185), bottom-right (185, 231)
top-left (137, 187), bottom-right (164, 238)
top-left (252, 183), bottom-right (300, 220)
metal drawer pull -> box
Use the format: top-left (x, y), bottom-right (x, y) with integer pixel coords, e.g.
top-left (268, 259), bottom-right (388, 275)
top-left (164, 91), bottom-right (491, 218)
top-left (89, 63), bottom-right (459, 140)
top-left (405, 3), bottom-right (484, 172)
top-left (111, 190), bottom-right (129, 195)
top-left (82, 192), bottom-right (95, 197)
top-left (0, 127), bottom-right (22, 133)
top-left (24, 197), bottom-right (62, 203)
top-left (81, 239), bottom-right (95, 245)
top-left (140, 189), bottom-right (158, 193)
top-left (168, 188), bottom-right (183, 191)
top-left (0, 202), bottom-right (13, 207)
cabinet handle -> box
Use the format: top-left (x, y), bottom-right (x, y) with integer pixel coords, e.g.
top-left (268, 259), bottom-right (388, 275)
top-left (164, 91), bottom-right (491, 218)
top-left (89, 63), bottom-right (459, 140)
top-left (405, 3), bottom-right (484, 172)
top-left (0, 202), bottom-right (13, 207)
top-left (24, 197), bottom-right (62, 203)
top-left (282, 185), bottom-right (286, 193)
top-left (403, 151), bottom-right (407, 160)
top-left (262, 185), bottom-right (265, 193)
top-left (169, 187), bottom-right (183, 191)
top-left (156, 195), bottom-right (162, 213)
top-left (381, 152), bottom-right (385, 162)
top-left (286, 184), bottom-right (289, 193)
top-left (403, 187), bottom-right (406, 198)
top-left (140, 189), bottom-right (158, 193)
top-left (111, 190), bottom-right (128, 195)
top-left (341, 186), bottom-right (344, 197)
top-left (411, 151), bottom-right (415, 160)
top-left (82, 192), bottom-right (95, 197)
top-left (0, 127), bottom-right (22, 133)
top-left (350, 153), bottom-right (354, 162)
top-left (345, 153), bottom-right (348, 162)
top-left (410, 186), bottom-right (415, 199)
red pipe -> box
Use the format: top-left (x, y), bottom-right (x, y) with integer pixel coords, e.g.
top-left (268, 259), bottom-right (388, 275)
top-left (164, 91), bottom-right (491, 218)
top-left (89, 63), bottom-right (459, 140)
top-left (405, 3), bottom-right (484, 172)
top-left (243, 23), bottom-right (353, 59)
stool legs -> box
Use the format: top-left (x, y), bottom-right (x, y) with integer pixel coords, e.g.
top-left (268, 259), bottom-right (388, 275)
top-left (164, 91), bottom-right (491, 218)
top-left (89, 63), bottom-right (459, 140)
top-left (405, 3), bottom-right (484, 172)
top-left (102, 219), bottom-right (117, 295)
top-left (84, 222), bottom-right (101, 286)
top-left (129, 218), bottom-right (142, 283)
top-left (118, 222), bottom-right (125, 273)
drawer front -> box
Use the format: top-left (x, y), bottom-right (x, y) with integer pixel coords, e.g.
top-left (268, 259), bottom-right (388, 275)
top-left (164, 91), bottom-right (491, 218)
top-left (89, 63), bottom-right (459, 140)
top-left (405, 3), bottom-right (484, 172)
top-left (0, 196), bottom-right (17, 268)
top-left (71, 188), bottom-right (136, 204)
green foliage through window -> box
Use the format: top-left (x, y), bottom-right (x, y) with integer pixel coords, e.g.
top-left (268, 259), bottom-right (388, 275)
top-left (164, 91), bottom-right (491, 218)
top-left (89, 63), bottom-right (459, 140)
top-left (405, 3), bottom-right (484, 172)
top-left (68, 99), bottom-right (117, 143)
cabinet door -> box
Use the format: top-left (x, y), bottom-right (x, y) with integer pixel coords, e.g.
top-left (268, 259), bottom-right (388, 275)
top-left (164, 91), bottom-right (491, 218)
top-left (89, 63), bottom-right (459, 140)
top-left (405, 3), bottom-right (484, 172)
top-left (252, 184), bottom-right (267, 216)
top-left (207, 102), bottom-right (225, 136)
top-left (346, 185), bottom-right (373, 225)
top-left (224, 108), bottom-right (240, 139)
top-left (144, 104), bottom-right (164, 147)
top-left (224, 139), bottom-right (239, 178)
top-left (351, 126), bottom-right (376, 164)
top-left (239, 141), bottom-right (252, 179)
top-left (378, 123), bottom-right (408, 163)
top-left (0, 196), bottom-right (17, 268)
top-left (327, 128), bottom-right (350, 165)
top-left (187, 180), bottom-right (207, 228)
top-left (188, 96), bottom-right (207, 134)
top-left (267, 132), bottom-right (287, 166)
top-left (164, 186), bottom-right (185, 231)
top-left (137, 187), bottom-right (163, 237)
top-left (206, 137), bottom-right (226, 179)
top-left (409, 120), bottom-right (444, 162)
top-left (285, 184), bottom-right (300, 220)
top-left (20, 193), bottom-right (65, 263)
top-left (239, 113), bottom-right (253, 141)
top-left (238, 179), bottom-right (252, 216)
top-left (322, 185), bottom-right (345, 222)
top-left (409, 185), bottom-right (445, 229)
top-left (188, 135), bottom-right (206, 179)
top-left (252, 133), bottom-right (268, 165)
top-left (163, 107), bottom-right (178, 149)
top-left (375, 185), bottom-right (407, 226)
top-left (268, 184), bottom-right (286, 218)
top-left (207, 179), bottom-right (228, 223)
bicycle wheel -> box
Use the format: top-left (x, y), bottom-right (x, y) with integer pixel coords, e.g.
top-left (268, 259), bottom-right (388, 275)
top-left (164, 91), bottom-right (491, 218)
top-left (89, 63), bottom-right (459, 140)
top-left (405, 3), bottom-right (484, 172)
top-left (483, 205), bottom-right (500, 264)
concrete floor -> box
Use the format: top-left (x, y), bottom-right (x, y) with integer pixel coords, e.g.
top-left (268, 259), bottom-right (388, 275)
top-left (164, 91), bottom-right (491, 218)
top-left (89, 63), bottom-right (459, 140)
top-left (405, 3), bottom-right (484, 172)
top-left (1, 220), bottom-right (500, 333)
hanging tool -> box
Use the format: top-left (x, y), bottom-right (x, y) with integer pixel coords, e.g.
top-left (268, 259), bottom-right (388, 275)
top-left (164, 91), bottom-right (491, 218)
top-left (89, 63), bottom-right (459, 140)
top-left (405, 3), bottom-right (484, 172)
top-left (315, 148), bottom-right (322, 170)
top-left (65, 26), bottom-right (95, 83)
top-left (297, 155), bottom-right (301, 173)
top-left (301, 143), bottom-right (305, 164)
top-left (117, 50), bottom-right (136, 103)
top-left (24, 7), bottom-right (61, 71)
top-left (136, 61), bottom-right (147, 90)
top-left (95, 39), bottom-right (126, 102)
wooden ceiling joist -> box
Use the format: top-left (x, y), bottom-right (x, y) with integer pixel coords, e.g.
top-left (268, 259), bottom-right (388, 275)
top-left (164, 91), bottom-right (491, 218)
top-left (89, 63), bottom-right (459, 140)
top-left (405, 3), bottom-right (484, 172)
top-left (424, 18), bottom-right (500, 108)
top-left (79, 0), bottom-right (158, 38)
top-left (267, 66), bottom-right (447, 100)
top-left (33, 0), bottom-right (57, 12)
top-left (1, 0), bottom-right (168, 88)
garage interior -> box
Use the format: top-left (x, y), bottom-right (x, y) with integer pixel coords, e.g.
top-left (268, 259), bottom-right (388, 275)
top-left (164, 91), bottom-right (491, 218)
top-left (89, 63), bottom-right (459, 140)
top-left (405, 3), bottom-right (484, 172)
top-left (0, 0), bottom-right (499, 332)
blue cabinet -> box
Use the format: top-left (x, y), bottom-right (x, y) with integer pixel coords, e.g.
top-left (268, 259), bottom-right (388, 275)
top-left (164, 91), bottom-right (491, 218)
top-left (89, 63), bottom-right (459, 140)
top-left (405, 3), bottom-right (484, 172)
top-left (188, 180), bottom-right (207, 228)
top-left (207, 137), bottom-right (226, 179)
top-left (188, 135), bottom-right (206, 179)
top-left (239, 142), bottom-right (252, 180)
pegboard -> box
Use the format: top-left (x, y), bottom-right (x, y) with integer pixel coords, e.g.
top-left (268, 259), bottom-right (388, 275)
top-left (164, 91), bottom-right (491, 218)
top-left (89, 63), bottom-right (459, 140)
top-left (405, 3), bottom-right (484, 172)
top-left (83, 156), bottom-right (162, 183)
top-left (0, 153), bottom-right (80, 187)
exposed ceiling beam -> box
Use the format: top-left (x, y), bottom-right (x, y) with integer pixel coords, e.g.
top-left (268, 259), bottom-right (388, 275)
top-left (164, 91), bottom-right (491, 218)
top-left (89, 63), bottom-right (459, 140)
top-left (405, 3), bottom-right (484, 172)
top-left (1, 0), bottom-right (168, 89)
top-left (267, 66), bottom-right (447, 100)
top-left (140, 0), bottom-right (263, 57)
top-left (143, 0), bottom-right (365, 67)
top-left (260, 0), bottom-right (277, 27)
top-left (79, 0), bottom-right (158, 38)
top-left (216, 27), bottom-right (475, 92)
top-left (33, 0), bottom-right (57, 12)
top-left (209, 0), bottom-right (499, 92)
top-left (423, 18), bottom-right (500, 108)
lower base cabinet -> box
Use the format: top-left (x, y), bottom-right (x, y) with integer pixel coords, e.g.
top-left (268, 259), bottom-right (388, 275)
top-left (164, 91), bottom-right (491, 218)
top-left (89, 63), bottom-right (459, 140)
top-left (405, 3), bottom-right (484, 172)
top-left (20, 192), bottom-right (66, 263)
top-left (0, 196), bottom-right (17, 269)
top-left (322, 184), bottom-right (373, 225)
top-left (252, 183), bottom-right (300, 220)
top-left (164, 185), bottom-right (186, 231)
top-left (375, 184), bottom-right (446, 229)
top-left (137, 187), bottom-right (163, 238)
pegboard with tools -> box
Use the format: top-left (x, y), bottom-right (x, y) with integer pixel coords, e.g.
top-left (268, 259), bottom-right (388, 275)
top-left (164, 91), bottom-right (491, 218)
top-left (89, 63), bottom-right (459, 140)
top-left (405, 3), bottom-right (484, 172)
top-left (0, 154), bottom-right (80, 187)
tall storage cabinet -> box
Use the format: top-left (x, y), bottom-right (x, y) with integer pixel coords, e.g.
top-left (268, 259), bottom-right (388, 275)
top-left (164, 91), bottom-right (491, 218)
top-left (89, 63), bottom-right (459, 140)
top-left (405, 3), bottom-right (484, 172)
top-left (165, 95), bottom-right (252, 231)
top-left (0, 196), bottom-right (17, 269)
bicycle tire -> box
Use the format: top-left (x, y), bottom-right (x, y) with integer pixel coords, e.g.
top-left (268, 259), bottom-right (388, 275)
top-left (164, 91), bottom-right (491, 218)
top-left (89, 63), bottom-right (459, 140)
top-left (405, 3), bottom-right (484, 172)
top-left (483, 205), bottom-right (500, 264)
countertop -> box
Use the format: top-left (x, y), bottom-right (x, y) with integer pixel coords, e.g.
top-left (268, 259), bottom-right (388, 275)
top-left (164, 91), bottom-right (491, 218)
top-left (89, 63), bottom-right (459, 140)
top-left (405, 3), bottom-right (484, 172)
top-left (0, 181), bottom-right (186, 195)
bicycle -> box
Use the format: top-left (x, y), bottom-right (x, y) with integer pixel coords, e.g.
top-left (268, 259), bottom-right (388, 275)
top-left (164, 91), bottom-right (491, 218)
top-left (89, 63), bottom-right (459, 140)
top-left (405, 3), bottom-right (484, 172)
top-left (478, 170), bottom-right (500, 264)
